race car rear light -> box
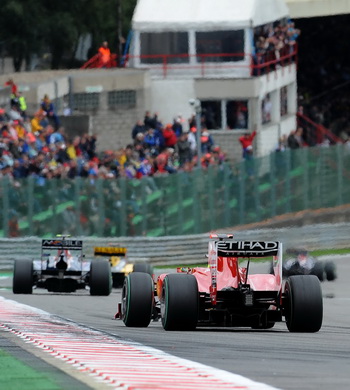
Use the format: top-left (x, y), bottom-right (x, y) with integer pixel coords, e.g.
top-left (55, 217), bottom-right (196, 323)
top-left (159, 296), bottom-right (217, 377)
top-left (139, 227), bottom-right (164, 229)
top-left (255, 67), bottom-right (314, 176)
top-left (243, 291), bottom-right (254, 306)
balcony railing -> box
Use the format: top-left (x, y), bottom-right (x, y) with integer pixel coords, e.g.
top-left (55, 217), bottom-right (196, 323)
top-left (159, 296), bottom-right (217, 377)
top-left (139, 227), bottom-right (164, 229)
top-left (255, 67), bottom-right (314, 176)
top-left (297, 112), bottom-right (344, 146)
top-left (81, 46), bottom-right (297, 79)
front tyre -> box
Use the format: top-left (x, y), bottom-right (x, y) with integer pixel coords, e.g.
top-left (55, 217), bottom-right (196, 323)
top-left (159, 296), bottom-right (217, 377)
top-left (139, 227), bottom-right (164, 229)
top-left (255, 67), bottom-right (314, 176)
top-left (161, 273), bottom-right (198, 331)
top-left (90, 260), bottom-right (112, 296)
top-left (284, 275), bottom-right (323, 332)
top-left (13, 260), bottom-right (33, 294)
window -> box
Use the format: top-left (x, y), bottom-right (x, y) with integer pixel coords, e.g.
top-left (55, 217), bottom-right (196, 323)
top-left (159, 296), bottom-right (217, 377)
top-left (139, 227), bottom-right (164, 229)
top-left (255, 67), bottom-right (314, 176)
top-left (261, 94), bottom-right (272, 124)
top-left (201, 101), bottom-right (222, 130)
top-left (196, 30), bottom-right (244, 62)
top-left (140, 32), bottom-right (189, 64)
top-left (72, 93), bottom-right (99, 111)
top-left (280, 86), bottom-right (288, 117)
top-left (108, 90), bottom-right (136, 108)
top-left (227, 101), bottom-right (248, 129)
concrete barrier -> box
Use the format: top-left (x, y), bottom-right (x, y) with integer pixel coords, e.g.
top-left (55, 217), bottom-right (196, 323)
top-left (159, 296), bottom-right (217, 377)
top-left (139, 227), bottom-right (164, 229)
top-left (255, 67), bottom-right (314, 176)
top-left (0, 222), bottom-right (349, 270)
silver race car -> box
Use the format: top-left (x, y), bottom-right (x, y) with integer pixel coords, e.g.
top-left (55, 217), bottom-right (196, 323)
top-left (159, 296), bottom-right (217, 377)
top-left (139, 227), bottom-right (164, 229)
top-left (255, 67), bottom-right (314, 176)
top-left (13, 236), bottom-right (112, 295)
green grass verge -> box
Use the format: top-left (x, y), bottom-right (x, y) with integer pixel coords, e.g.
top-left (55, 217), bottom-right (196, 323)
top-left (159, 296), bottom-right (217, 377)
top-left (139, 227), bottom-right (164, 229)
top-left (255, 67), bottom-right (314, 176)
top-left (0, 349), bottom-right (61, 390)
top-left (309, 248), bottom-right (350, 257)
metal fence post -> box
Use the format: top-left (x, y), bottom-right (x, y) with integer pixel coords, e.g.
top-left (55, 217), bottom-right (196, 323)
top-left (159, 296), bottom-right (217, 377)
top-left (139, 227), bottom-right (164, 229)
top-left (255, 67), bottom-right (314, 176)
top-left (141, 178), bottom-right (148, 235)
top-left (285, 149), bottom-right (291, 213)
top-left (119, 178), bottom-right (127, 237)
top-left (27, 176), bottom-right (34, 236)
top-left (50, 179), bottom-right (57, 230)
top-left (269, 154), bottom-right (276, 218)
top-left (302, 148), bottom-right (309, 210)
top-left (253, 159), bottom-right (261, 221)
top-left (337, 143), bottom-right (343, 206)
top-left (208, 165), bottom-right (215, 231)
top-left (177, 172), bottom-right (184, 235)
top-left (238, 163), bottom-right (245, 225)
top-left (318, 148), bottom-right (325, 208)
top-left (74, 178), bottom-right (82, 236)
top-left (96, 179), bottom-right (105, 236)
top-left (223, 165), bottom-right (230, 227)
top-left (1, 177), bottom-right (9, 237)
top-left (193, 169), bottom-right (201, 234)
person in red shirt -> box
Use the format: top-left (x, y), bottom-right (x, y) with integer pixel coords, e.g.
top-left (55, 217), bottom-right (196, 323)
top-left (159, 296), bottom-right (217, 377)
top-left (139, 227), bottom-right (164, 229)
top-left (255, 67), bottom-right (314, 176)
top-left (239, 130), bottom-right (256, 159)
top-left (98, 41), bottom-right (111, 68)
top-left (162, 123), bottom-right (177, 148)
top-left (5, 78), bottom-right (18, 95)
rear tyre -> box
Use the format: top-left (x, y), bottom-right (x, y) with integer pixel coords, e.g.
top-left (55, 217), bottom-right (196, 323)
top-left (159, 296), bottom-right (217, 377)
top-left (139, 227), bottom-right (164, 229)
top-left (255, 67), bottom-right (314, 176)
top-left (133, 262), bottom-right (153, 276)
top-left (122, 272), bottom-right (154, 327)
top-left (13, 260), bottom-right (33, 294)
top-left (161, 273), bottom-right (198, 331)
top-left (284, 275), bottom-right (323, 332)
top-left (324, 261), bottom-right (336, 281)
top-left (312, 262), bottom-right (324, 281)
top-left (90, 260), bottom-right (112, 296)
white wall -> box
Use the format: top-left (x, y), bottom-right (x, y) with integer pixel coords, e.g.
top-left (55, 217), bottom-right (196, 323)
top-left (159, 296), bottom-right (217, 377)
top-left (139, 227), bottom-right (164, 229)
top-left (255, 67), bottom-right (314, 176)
top-left (150, 79), bottom-right (196, 126)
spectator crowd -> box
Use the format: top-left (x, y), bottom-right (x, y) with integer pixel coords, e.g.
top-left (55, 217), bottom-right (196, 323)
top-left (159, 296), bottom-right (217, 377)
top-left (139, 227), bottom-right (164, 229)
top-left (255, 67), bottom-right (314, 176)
top-left (0, 82), bottom-right (229, 187)
top-left (253, 19), bottom-right (300, 74)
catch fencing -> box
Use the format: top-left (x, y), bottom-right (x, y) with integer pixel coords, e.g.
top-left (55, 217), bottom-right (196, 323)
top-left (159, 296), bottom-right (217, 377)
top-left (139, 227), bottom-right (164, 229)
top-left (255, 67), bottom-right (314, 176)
top-left (1, 144), bottom-right (350, 239)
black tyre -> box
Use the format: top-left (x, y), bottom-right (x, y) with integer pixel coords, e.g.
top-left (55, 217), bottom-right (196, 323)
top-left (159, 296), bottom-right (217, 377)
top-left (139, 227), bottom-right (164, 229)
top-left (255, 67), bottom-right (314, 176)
top-left (122, 272), bottom-right (154, 327)
top-left (324, 261), bottom-right (337, 281)
top-left (284, 275), bottom-right (323, 332)
top-left (312, 261), bottom-right (324, 281)
top-left (89, 260), bottom-right (112, 296)
top-left (13, 260), bottom-right (33, 294)
top-left (161, 273), bottom-right (198, 331)
top-left (133, 262), bottom-right (153, 276)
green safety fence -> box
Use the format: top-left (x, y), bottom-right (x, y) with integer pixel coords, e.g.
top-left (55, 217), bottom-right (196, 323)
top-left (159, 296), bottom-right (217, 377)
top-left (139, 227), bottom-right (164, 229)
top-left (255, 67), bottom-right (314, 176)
top-left (1, 144), bottom-right (349, 238)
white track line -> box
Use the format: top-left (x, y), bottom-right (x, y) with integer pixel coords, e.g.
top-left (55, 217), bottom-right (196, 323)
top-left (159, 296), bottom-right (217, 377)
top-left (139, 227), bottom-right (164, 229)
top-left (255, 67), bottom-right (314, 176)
top-left (0, 297), bottom-right (281, 390)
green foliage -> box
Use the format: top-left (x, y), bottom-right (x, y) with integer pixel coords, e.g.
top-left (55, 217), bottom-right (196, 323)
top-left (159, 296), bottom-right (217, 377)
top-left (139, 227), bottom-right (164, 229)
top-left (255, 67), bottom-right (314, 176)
top-left (0, 0), bottom-right (137, 70)
top-left (310, 248), bottom-right (350, 257)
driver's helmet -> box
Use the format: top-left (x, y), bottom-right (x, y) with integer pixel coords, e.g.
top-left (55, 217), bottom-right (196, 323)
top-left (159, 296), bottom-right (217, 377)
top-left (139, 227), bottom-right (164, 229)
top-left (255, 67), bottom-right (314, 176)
top-left (297, 249), bottom-right (308, 265)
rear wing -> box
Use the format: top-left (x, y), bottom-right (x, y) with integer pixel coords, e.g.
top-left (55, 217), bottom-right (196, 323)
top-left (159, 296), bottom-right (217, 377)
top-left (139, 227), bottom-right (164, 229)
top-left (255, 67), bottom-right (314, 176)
top-left (208, 237), bottom-right (282, 305)
top-left (216, 241), bottom-right (280, 258)
top-left (94, 247), bottom-right (127, 256)
top-left (41, 239), bottom-right (83, 250)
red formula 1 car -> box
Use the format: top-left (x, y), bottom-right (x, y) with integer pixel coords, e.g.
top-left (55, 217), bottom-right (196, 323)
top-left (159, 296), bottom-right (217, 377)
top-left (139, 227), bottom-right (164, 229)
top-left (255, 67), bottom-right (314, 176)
top-left (117, 234), bottom-right (323, 332)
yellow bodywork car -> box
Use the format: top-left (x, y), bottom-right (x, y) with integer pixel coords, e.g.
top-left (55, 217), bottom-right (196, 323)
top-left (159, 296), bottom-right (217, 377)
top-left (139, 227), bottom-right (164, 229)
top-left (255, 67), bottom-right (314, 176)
top-left (94, 246), bottom-right (153, 287)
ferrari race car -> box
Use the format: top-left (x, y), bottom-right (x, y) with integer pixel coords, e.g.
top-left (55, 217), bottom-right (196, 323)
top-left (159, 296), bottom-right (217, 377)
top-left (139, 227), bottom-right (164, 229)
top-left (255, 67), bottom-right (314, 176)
top-left (94, 246), bottom-right (153, 288)
top-left (117, 234), bottom-right (323, 332)
top-left (282, 248), bottom-right (337, 282)
top-left (12, 237), bottom-right (112, 295)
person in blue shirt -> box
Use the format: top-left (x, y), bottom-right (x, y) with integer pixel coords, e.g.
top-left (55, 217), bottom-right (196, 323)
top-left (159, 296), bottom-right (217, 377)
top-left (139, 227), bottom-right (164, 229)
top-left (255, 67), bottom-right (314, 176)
top-left (41, 94), bottom-right (60, 130)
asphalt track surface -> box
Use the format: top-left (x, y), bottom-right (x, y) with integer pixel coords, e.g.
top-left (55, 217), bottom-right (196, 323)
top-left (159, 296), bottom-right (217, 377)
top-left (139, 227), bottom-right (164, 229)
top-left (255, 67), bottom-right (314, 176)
top-left (0, 255), bottom-right (350, 390)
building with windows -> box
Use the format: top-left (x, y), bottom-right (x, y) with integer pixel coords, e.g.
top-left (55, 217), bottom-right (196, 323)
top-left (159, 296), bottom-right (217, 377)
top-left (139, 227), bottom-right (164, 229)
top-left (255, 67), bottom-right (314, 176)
top-left (129, 0), bottom-right (297, 157)
top-left (2, 0), bottom-right (349, 156)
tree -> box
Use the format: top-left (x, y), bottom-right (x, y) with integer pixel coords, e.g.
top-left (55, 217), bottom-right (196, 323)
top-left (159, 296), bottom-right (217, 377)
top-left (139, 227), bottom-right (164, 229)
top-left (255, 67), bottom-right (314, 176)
top-left (0, 0), bottom-right (139, 71)
top-left (0, 0), bottom-right (45, 71)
